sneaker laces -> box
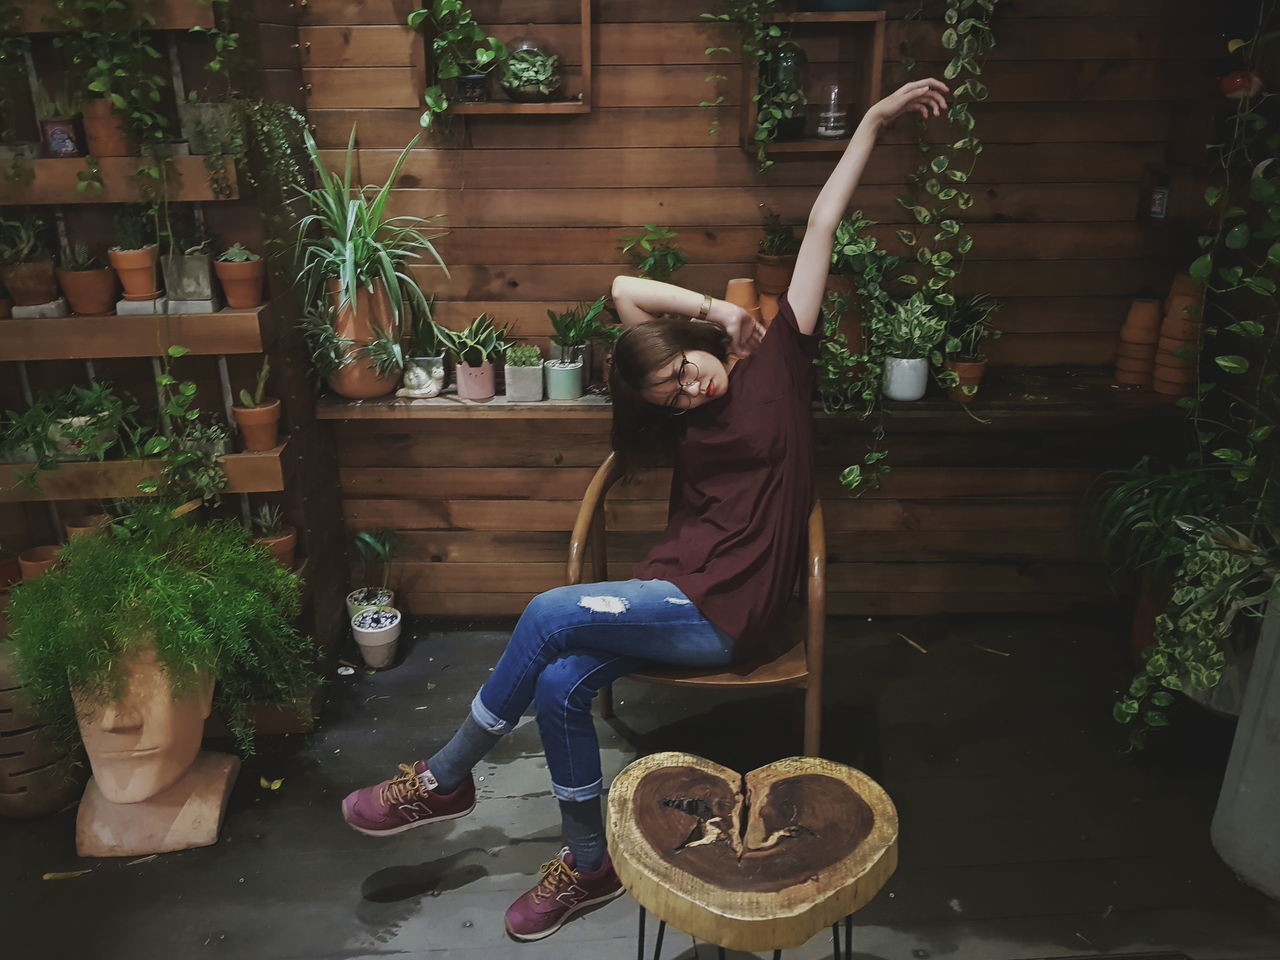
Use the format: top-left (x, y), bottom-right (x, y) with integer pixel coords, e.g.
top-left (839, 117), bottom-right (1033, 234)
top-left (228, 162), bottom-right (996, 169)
top-left (531, 854), bottom-right (580, 903)
top-left (378, 763), bottom-right (430, 807)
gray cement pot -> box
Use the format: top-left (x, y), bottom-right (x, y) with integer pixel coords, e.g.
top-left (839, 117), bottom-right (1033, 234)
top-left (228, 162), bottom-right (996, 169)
top-left (161, 254), bottom-right (215, 301)
top-left (505, 363), bottom-right (544, 402)
top-left (1212, 601), bottom-right (1280, 899)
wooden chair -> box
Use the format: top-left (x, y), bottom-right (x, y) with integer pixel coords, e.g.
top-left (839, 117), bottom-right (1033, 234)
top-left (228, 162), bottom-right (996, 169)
top-left (567, 452), bottom-right (826, 757)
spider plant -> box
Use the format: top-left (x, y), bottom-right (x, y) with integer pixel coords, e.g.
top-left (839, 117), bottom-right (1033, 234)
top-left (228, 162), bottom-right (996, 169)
top-left (294, 125), bottom-right (448, 326)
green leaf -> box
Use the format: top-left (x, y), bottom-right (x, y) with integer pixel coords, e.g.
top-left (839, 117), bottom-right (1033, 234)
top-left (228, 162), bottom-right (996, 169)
top-left (930, 155), bottom-right (949, 173)
top-left (1243, 275), bottom-right (1277, 295)
top-left (1225, 222), bottom-right (1251, 249)
top-left (167, 345), bottom-right (190, 358)
top-left (1189, 253), bottom-right (1213, 279)
top-left (1204, 185), bottom-right (1223, 207)
top-left (143, 436), bottom-right (170, 455)
top-left (1214, 355), bottom-right (1249, 374)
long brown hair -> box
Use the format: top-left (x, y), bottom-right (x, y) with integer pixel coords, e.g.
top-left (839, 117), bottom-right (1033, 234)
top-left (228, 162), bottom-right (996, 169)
top-left (608, 317), bottom-right (731, 478)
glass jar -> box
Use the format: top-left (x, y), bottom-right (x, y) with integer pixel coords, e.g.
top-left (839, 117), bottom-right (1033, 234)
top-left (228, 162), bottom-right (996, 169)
top-left (816, 83), bottom-right (849, 139)
top-left (758, 42), bottom-right (808, 141)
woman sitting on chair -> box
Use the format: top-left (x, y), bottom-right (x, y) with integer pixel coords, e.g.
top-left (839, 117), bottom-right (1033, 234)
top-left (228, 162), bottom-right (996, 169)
top-left (341, 77), bottom-right (949, 944)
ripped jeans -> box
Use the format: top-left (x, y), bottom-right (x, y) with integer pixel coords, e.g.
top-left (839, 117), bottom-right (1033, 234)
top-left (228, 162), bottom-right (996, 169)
top-left (470, 579), bottom-right (735, 802)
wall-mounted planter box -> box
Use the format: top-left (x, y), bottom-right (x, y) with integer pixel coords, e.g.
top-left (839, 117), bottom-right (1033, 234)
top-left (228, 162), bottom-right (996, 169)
top-left (20, 0), bottom-right (213, 32)
top-left (5, 307), bottom-right (270, 361)
top-left (0, 157), bottom-right (238, 205)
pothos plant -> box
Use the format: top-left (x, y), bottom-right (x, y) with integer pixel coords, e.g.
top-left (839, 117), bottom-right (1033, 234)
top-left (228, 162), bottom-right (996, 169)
top-left (407, 0), bottom-right (507, 129)
top-left (1111, 27), bottom-right (1280, 747)
top-left (140, 345), bottom-right (230, 506)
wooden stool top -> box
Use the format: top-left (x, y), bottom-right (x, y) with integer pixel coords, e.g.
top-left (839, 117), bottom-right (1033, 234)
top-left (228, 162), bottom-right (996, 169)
top-left (606, 752), bottom-right (898, 952)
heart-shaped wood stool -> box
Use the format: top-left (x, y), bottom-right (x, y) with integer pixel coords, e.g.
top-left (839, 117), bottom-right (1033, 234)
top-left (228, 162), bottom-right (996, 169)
top-left (607, 752), bottom-right (898, 953)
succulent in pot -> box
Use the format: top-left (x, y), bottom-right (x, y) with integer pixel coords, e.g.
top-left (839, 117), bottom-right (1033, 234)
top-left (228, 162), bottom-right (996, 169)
top-left (500, 43), bottom-right (562, 102)
top-left (0, 216), bottom-right (57, 306)
top-left (504, 343), bottom-right (544, 402)
top-left (214, 243), bottom-right (266, 309)
top-left (251, 503), bottom-right (296, 570)
top-left (437, 313), bottom-right (512, 401)
top-left (160, 237), bottom-right (216, 302)
top-left (57, 242), bottom-right (118, 315)
top-left (939, 294), bottom-right (1001, 404)
top-left (107, 207), bottom-right (160, 301)
top-left (231, 357), bottom-right (280, 451)
top-left (347, 528), bottom-right (401, 618)
top-left (882, 293), bottom-right (945, 402)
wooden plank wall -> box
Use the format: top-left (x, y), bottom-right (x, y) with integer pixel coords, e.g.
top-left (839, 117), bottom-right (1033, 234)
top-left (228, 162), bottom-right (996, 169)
top-left (303, 0), bottom-right (1217, 617)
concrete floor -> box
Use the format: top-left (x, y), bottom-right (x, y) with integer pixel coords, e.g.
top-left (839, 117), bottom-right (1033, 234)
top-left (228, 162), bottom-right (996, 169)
top-left (4, 612), bottom-right (1280, 960)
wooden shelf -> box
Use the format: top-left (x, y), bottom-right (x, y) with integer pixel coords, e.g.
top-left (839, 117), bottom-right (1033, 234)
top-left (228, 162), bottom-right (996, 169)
top-left (0, 442), bottom-right (289, 503)
top-left (316, 394), bottom-right (613, 420)
top-left (765, 138), bottom-right (852, 154)
top-left (0, 156), bottom-right (238, 205)
top-left (765, 11), bottom-right (887, 23)
top-left (21, 0), bottom-right (214, 32)
top-left (453, 100), bottom-right (590, 115)
top-left (4, 307), bottom-right (270, 362)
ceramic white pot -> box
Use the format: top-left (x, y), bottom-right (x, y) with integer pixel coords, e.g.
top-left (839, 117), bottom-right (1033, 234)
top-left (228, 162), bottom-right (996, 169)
top-left (882, 357), bottom-right (929, 402)
top-left (352, 605), bottom-right (402, 669)
top-left (346, 587), bottom-right (394, 619)
top-left (50, 415), bottom-right (115, 460)
top-left (407, 355), bottom-right (446, 391)
top-left (505, 363), bottom-right (544, 402)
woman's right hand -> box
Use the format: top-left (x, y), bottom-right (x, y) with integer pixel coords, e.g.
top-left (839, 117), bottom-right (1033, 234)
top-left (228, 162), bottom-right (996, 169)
top-left (710, 300), bottom-right (765, 357)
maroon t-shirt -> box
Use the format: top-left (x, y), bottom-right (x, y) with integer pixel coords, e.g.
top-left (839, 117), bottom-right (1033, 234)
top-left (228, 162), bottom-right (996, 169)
top-left (631, 292), bottom-right (821, 664)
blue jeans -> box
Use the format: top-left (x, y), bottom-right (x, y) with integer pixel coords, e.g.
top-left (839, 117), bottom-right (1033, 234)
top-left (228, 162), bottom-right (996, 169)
top-left (470, 579), bottom-right (735, 802)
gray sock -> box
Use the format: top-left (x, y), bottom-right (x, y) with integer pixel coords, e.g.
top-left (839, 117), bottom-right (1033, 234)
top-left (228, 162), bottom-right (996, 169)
top-left (427, 714), bottom-right (502, 793)
top-left (560, 797), bottom-right (607, 873)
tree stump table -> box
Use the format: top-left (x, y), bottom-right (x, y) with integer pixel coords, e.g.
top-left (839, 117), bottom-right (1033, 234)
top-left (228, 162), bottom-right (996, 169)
top-left (607, 752), bottom-right (898, 957)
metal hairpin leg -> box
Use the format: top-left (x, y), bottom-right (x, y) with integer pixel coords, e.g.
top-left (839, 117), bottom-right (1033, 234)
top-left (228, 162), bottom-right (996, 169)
top-left (772, 951), bottom-right (783, 960)
top-left (652, 920), bottom-right (666, 960)
top-left (637, 905), bottom-right (645, 960)
top-left (717, 947), bottom-right (726, 960)
top-left (844, 915), bottom-right (853, 959)
top-left (833, 921), bottom-right (841, 958)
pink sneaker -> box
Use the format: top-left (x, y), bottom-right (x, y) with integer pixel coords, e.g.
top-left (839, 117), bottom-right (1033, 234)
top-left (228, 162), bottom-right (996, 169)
top-left (504, 847), bottom-right (625, 942)
top-left (341, 760), bottom-right (475, 837)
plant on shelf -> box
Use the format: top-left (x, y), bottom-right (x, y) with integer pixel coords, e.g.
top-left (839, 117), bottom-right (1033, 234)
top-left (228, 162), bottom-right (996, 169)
top-left (408, 296), bottom-right (445, 358)
top-left (214, 242), bottom-right (266, 308)
top-left (108, 206), bottom-right (160, 301)
top-left (879, 292), bottom-right (944, 405)
top-left (8, 499), bottom-right (315, 755)
top-left (505, 344), bottom-right (543, 366)
top-left (500, 45), bottom-right (561, 102)
top-left (349, 528), bottom-right (402, 616)
top-left (408, 0), bottom-right (509, 127)
top-left (295, 126), bottom-right (446, 400)
top-left (57, 242), bottom-right (117, 316)
top-left (437, 313), bottom-right (511, 401)
top-left (504, 343), bottom-right (544, 402)
top-left (619, 225), bottom-right (686, 283)
top-left (2, 381), bottom-right (137, 490)
top-left (140, 346), bottom-right (229, 505)
top-left (363, 332), bottom-right (406, 380)
top-left (232, 357), bottom-right (281, 452)
top-left (251, 502), bottom-right (297, 570)
top-left (757, 205), bottom-right (802, 295)
top-left (0, 215), bottom-right (55, 306)
top-left (548, 296), bottom-right (607, 364)
top-left (938, 293), bottom-right (1001, 403)
top-left (160, 235), bottom-right (216, 304)
top-left (299, 299), bottom-right (352, 383)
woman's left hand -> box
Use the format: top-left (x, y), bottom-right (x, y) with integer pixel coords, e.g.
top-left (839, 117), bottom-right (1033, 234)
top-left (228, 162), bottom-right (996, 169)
top-left (712, 300), bottom-right (765, 356)
top-left (867, 78), bottom-right (950, 128)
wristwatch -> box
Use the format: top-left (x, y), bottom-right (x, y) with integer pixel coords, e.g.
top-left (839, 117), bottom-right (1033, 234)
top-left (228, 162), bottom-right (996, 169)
top-left (697, 293), bottom-right (712, 321)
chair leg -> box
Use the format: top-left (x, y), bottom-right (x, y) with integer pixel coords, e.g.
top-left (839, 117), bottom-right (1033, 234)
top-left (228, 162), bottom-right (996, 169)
top-left (599, 682), bottom-right (616, 719)
top-left (802, 681), bottom-right (821, 757)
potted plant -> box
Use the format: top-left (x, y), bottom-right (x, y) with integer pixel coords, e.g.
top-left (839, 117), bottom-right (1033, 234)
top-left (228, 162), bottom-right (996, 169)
top-left (7, 502), bottom-right (317, 763)
top-left (251, 503), bottom-right (296, 570)
top-left (500, 42), bottom-right (561, 102)
top-left (438, 313), bottom-right (511, 401)
top-left (546, 298), bottom-right (606, 400)
top-left (408, 1), bottom-right (508, 125)
top-left (940, 294), bottom-right (1001, 404)
top-left (504, 343), bottom-right (544, 402)
top-left (37, 90), bottom-right (85, 158)
top-left (0, 216), bottom-right (56, 307)
top-left (403, 295), bottom-right (446, 397)
top-left (882, 293), bottom-right (944, 402)
top-left (17, 545), bottom-right (62, 581)
top-left (57, 243), bottom-right (117, 316)
top-left (4, 382), bottom-right (133, 474)
top-left (107, 207), bottom-right (160, 301)
top-left (296, 127), bottom-right (445, 400)
top-left (214, 243), bottom-right (266, 308)
top-left (160, 237), bottom-right (216, 302)
top-left (619, 225), bottom-right (686, 283)
top-left (351, 605), bottom-right (403, 670)
top-left (348, 528), bottom-right (401, 618)
top-left (231, 357), bottom-right (280, 451)
top-left (756, 206), bottom-right (802, 296)
top-left (64, 513), bottom-right (112, 539)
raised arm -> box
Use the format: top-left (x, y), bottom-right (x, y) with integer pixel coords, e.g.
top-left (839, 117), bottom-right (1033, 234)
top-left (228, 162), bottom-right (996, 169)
top-left (787, 79), bottom-right (950, 336)
top-left (611, 275), bottom-right (764, 356)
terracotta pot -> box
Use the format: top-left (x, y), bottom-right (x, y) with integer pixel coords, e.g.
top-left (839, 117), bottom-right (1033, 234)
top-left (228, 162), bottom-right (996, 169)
top-left (723, 278), bottom-right (763, 326)
top-left (755, 253), bottom-right (797, 295)
top-left (946, 359), bottom-right (986, 404)
top-left (1152, 376), bottom-right (1193, 397)
top-left (231, 398), bottom-right (281, 451)
top-left (80, 99), bottom-right (133, 157)
top-left (1154, 361), bottom-right (1197, 384)
top-left (759, 292), bottom-right (780, 323)
top-left (0, 260), bottom-right (57, 306)
top-left (107, 246), bottom-right (160, 300)
top-left (1162, 293), bottom-right (1201, 340)
top-left (256, 526), bottom-right (297, 570)
top-left (40, 116), bottom-right (85, 158)
top-left (456, 361), bottom-right (496, 401)
top-left (214, 259), bottom-right (266, 309)
top-left (1157, 333), bottom-right (1198, 355)
top-left (1166, 273), bottom-right (1203, 313)
top-left (57, 268), bottom-right (118, 315)
top-left (1114, 369), bottom-right (1152, 386)
top-left (1114, 355), bottom-right (1156, 374)
top-left (18, 545), bottom-right (61, 581)
top-left (65, 514), bottom-right (112, 539)
top-left (327, 279), bottom-right (400, 400)
top-left (1115, 341), bottom-right (1157, 360)
top-left (1119, 298), bottom-right (1161, 344)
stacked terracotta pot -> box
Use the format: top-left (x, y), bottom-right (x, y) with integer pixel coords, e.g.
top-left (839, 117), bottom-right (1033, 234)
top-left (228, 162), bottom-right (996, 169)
top-left (1153, 274), bottom-right (1203, 398)
top-left (1114, 298), bottom-right (1161, 386)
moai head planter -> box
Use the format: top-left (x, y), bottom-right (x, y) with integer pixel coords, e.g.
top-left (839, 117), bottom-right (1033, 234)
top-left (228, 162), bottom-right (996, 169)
top-left (74, 645), bottom-right (239, 857)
